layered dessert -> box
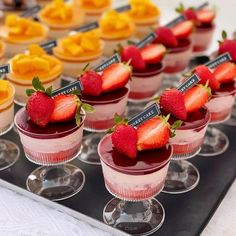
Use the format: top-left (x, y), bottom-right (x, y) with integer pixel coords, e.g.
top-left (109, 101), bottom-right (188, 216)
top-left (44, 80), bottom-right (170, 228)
top-left (74, 0), bottom-right (111, 23)
top-left (128, 0), bottom-right (160, 39)
top-left (78, 62), bottom-right (131, 132)
top-left (0, 14), bottom-right (48, 57)
top-left (7, 44), bottom-right (62, 105)
top-left (0, 80), bottom-right (15, 134)
top-left (38, 0), bottom-right (84, 39)
top-left (99, 10), bottom-right (135, 56)
top-left (120, 43), bottom-right (166, 102)
top-left (53, 30), bottom-right (104, 77)
top-left (154, 23), bottom-right (193, 73)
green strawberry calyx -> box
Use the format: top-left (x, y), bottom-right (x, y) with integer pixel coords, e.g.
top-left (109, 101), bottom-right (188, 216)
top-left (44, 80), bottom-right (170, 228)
top-left (107, 113), bottom-right (129, 133)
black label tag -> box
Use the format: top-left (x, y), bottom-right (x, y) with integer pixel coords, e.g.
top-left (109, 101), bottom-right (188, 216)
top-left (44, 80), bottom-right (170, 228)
top-left (94, 54), bottom-right (120, 72)
top-left (52, 81), bottom-right (83, 96)
top-left (177, 74), bottom-right (200, 93)
top-left (165, 15), bottom-right (185, 28)
top-left (74, 22), bottom-right (99, 32)
top-left (21, 5), bottom-right (41, 17)
top-left (196, 2), bottom-right (209, 10)
top-left (205, 52), bottom-right (232, 69)
top-left (115, 4), bottom-right (131, 12)
top-left (40, 40), bottom-right (57, 54)
top-left (0, 64), bottom-right (10, 75)
top-left (136, 32), bottom-right (157, 49)
top-left (128, 103), bottom-right (161, 127)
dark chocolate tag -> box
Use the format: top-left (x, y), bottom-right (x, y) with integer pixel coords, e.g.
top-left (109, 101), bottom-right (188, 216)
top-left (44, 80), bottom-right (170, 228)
top-left (74, 22), bottom-right (99, 32)
top-left (94, 54), bottom-right (120, 72)
top-left (128, 103), bottom-right (161, 127)
top-left (205, 52), bottom-right (232, 69)
top-left (52, 81), bottom-right (83, 96)
top-left (21, 5), bottom-right (41, 17)
top-left (177, 74), bottom-right (200, 93)
top-left (0, 64), bottom-right (10, 75)
top-left (165, 15), bottom-right (185, 28)
top-left (40, 40), bottom-right (57, 54)
top-left (115, 4), bottom-right (131, 13)
top-left (196, 2), bottom-right (209, 10)
top-left (136, 32), bottom-right (157, 49)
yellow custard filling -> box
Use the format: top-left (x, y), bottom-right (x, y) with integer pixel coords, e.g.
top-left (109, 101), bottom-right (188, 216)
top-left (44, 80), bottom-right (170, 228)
top-left (53, 30), bottom-right (103, 61)
top-left (99, 10), bottom-right (135, 40)
top-left (79, 0), bottom-right (111, 10)
top-left (0, 15), bottom-right (47, 43)
top-left (0, 80), bottom-right (14, 105)
top-left (128, 0), bottom-right (160, 24)
top-left (39, 0), bottom-right (84, 29)
top-left (8, 45), bottom-right (62, 83)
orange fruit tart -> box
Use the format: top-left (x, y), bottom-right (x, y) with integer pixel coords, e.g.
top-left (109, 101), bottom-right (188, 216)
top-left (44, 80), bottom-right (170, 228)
top-left (0, 14), bottom-right (48, 57)
top-left (38, 0), bottom-right (85, 39)
top-left (53, 30), bottom-right (104, 77)
top-left (7, 44), bottom-right (63, 105)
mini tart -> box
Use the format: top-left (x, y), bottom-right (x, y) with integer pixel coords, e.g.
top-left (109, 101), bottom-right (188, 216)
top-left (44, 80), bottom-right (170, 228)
top-left (38, 0), bottom-right (84, 38)
top-left (7, 44), bottom-right (62, 105)
top-left (53, 31), bottom-right (104, 77)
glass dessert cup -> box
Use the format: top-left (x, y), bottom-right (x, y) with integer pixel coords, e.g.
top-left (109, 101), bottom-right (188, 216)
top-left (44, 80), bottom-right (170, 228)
top-left (79, 86), bottom-right (130, 165)
top-left (98, 134), bottom-right (173, 236)
top-left (14, 108), bottom-right (86, 201)
top-left (163, 107), bottom-right (210, 194)
top-left (224, 98), bottom-right (236, 126)
top-left (0, 83), bottom-right (19, 170)
top-left (199, 81), bottom-right (236, 156)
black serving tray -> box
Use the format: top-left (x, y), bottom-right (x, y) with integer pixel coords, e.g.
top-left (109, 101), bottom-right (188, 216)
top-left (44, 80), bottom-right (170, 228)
top-left (0, 75), bottom-right (235, 236)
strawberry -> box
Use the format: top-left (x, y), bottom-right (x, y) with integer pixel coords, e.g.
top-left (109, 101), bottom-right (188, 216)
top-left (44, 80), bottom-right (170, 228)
top-left (218, 31), bottom-right (236, 62)
top-left (213, 62), bottom-right (236, 84)
top-left (154, 27), bottom-right (178, 47)
top-left (194, 65), bottom-right (220, 91)
top-left (140, 44), bottom-right (166, 64)
top-left (101, 62), bottom-right (131, 93)
top-left (196, 9), bottom-right (215, 24)
top-left (79, 70), bottom-right (102, 96)
top-left (120, 45), bottom-right (146, 70)
top-left (184, 84), bottom-right (211, 113)
top-left (171, 20), bottom-right (194, 39)
top-left (160, 88), bottom-right (187, 120)
top-left (26, 77), bottom-right (54, 128)
top-left (183, 9), bottom-right (198, 21)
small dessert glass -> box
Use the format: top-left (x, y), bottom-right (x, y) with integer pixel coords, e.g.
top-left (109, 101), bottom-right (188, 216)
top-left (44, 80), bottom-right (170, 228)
top-left (14, 107), bottom-right (86, 201)
top-left (98, 134), bottom-right (173, 236)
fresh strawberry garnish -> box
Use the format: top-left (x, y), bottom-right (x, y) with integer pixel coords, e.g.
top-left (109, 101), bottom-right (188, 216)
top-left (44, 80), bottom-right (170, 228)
top-left (194, 65), bottom-right (220, 91)
top-left (109, 114), bottom-right (137, 159)
top-left (171, 20), bottom-right (194, 39)
top-left (184, 84), bottom-right (211, 113)
top-left (218, 31), bottom-right (236, 62)
top-left (154, 27), bottom-right (178, 47)
top-left (160, 88), bottom-right (187, 120)
top-left (137, 115), bottom-right (182, 151)
top-left (213, 62), bottom-right (236, 84)
top-left (196, 9), bottom-right (215, 24)
top-left (79, 70), bottom-right (102, 96)
top-left (140, 44), bottom-right (166, 64)
top-left (26, 77), bottom-right (54, 128)
top-left (120, 45), bottom-right (146, 71)
top-left (101, 62), bottom-right (131, 93)
top-left (175, 3), bottom-right (197, 21)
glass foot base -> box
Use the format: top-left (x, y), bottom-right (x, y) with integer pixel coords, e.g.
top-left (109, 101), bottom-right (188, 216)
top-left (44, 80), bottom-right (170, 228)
top-left (198, 127), bottom-right (229, 156)
top-left (224, 107), bottom-right (236, 126)
top-left (79, 133), bottom-right (103, 165)
top-left (103, 198), bottom-right (165, 236)
top-left (14, 99), bottom-right (26, 107)
top-left (26, 164), bottom-right (85, 201)
top-left (0, 139), bottom-right (19, 171)
top-left (162, 160), bottom-right (200, 194)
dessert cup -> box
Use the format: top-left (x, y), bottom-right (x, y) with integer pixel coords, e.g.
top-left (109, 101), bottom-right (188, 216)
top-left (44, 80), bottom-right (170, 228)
top-left (14, 108), bottom-right (86, 201)
top-left (0, 81), bottom-right (19, 170)
top-left (163, 107), bottom-right (210, 194)
top-left (79, 85), bottom-right (130, 165)
top-left (199, 81), bottom-right (236, 156)
top-left (98, 134), bottom-right (173, 235)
